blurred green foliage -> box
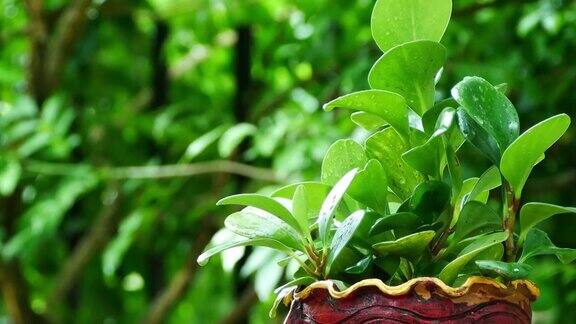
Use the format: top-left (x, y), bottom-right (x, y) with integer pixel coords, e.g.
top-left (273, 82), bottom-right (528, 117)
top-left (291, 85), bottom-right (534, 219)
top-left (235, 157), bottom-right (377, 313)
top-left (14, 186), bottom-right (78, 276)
top-left (0, 0), bottom-right (574, 323)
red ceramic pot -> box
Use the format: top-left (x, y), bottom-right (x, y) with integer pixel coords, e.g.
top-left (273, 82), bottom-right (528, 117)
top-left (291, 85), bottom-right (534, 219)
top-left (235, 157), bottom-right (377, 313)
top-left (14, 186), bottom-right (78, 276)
top-left (283, 277), bottom-right (539, 324)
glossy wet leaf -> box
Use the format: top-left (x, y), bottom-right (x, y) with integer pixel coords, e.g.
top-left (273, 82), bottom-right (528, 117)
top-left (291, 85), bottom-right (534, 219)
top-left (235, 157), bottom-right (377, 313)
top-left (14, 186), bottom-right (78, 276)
top-left (408, 110), bottom-right (425, 133)
top-left (422, 99), bottom-right (457, 133)
top-left (292, 186), bottom-right (311, 237)
top-left (372, 230), bottom-right (435, 260)
top-left (327, 211), bottom-right (365, 273)
top-left (405, 108), bottom-right (458, 178)
top-left (445, 139), bottom-right (462, 197)
top-left (349, 159), bottom-right (388, 215)
top-left (350, 111), bottom-right (387, 131)
top-left (453, 201), bottom-right (502, 242)
top-left (197, 237), bottom-right (292, 266)
top-left (519, 228), bottom-right (576, 264)
top-left (519, 203), bottom-right (576, 244)
top-left (403, 135), bottom-right (442, 177)
top-left (369, 41), bottom-right (447, 114)
top-left (224, 208), bottom-right (303, 251)
top-left (439, 231), bottom-right (508, 284)
top-left (318, 169), bottom-right (358, 248)
top-left (468, 166), bottom-right (501, 202)
top-left (458, 113), bottom-right (500, 167)
top-left (328, 247), bottom-right (364, 276)
top-left (452, 76), bottom-right (519, 155)
top-left (365, 128), bottom-right (424, 199)
top-left (323, 90), bottom-right (409, 139)
top-left (374, 256), bottom-right (401, 277)
top-left (369, 212), bottom-right (422, 236)
top-left (451, 178), bottom-right (488, 226)
top-left (218, 194), bottom-right (302, 234)
top-left (409, 181), bottom-right (450, 224)
top-left (272, 182), bottom-right (331, 221)
top-left (501, 114), bottom-right (571, 197)
top-left (475, 260), bottom-right (532, 281)
top-left (371, 0), bottom-right (452, 53)
top-left (321, 139), bottom-right (367, 186)
top-left (345, 255), bottom-right (373, 274)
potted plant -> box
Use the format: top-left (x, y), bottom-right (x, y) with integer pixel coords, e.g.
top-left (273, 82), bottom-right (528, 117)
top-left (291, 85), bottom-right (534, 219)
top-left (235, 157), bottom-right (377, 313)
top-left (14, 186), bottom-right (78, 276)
top-left (197, 0), bottom-right (575, 322)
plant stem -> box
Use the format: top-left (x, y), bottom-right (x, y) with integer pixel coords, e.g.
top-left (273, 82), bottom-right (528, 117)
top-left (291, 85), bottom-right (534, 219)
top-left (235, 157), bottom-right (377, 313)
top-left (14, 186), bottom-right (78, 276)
top-left (288, 250), bottom-right (317, 277)
top-left (502, 178), bottom-right (519, 262)
top-left (431, 206), bottom-right (454, 256)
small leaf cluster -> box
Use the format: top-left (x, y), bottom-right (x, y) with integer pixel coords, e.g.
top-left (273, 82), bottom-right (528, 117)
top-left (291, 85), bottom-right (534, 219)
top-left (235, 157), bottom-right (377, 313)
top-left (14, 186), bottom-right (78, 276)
top-left (198, 0), bottom-right (575, 314)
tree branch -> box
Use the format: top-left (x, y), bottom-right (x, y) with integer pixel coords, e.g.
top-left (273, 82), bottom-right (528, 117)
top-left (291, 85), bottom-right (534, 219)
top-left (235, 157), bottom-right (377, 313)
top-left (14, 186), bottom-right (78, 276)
top-left (142, 217), bottom-right (218, 324)
top-left (0, 260), bottom-right (48, 324)
top-left (24, 160), bottom-right (281, 182)
top-left (23, 0), bottom-right (49, 104)
top-left (44, 0), bottom-right (94, 99)
top-left (219, 287), bottom-right (258, 324)
top-left (45, 187), bottom-right (122, 319)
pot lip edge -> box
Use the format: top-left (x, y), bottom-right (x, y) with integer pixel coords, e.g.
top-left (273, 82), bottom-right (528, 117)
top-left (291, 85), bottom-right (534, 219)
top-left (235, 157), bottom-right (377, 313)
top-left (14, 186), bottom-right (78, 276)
top-left (283, 276), bottom-right (539, 305)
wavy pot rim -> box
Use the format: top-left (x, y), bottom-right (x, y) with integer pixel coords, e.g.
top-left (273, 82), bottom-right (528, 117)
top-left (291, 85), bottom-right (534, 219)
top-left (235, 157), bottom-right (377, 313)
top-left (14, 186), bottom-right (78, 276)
top-left (282, 276), bottom-right (539, 306)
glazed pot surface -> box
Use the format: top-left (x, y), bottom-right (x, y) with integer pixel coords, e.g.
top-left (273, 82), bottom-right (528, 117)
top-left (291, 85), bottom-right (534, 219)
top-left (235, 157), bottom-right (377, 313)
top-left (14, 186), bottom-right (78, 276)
top-left (284, 277), bottom-right (538, 324)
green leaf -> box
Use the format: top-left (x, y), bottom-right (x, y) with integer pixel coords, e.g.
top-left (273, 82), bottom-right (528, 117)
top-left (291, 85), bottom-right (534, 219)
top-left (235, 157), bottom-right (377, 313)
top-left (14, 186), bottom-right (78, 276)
top-left (323, 90), bottom-right (409, 140)
top-left (197, 237), bottom-right (292, 266)
top-left (468, 166), bottom-right (501, 202)
top-left (439, 232), bottom-right (508, 284)
top-left (183, 125), bottom-right (229, 161)
top-left (445, 139), bottom-right (462, 197)
top-left (519, 203), bottom-right (576, 244)
top-left (371, 0), bottom-right (452, 53)
top-left (404, 107), bottom-right (459, 178)
top-left (273, 276), bottom-right (316, 295)
top-left (475, 260), bottom-right (532, 281)
top-left (370, 212), bottom-right (422, 236)
top-left (500, 114), bottom-right (571, 197)
top-left (456, 109), bottom-right (501, 164)
top-left (292, 186), bottom-right (311, 237)
top-left (403, 136), bottom-right (442, 177)
top-left (225, 208), bottom-right (303, 251)
top-left (272, 182), bottom-right (331, 221)
top-left (270, 286), bottom-right (295, 318)
top-left (327, 211), bottom-right (365, 273)
top-left (452, 76), bottom-right (519, 154)
top-left (409, 181), bottom-right (450, 224)
top-left (365, 128), bottom-right (424, 199)
top-left (0, 154), bottom-right (21, 196)
top-left (451, 178), bottom-right (481, 226)
top-left (217, 194), bottom-right (302, 234)
top-left (374, 256), bottom-right (401, 277)
top-left (349, 159), bottom-right (388, 215)
top-left (422, 99), bottom-right (457, 134)
top-left (350, 112), bottom-right (387, 131)
top-left (519, 228), bottom-right (576, 264)
top-left (345, 256), bottom-right (373, 274)
top-left (453, 201), bottom-right (502, 242)
top-left (372, 230), bottom-right (435, 260)
top-left (318, 169), bottom-right (358, 248)
top-left (218, 123), bottom-right (257, 158)
top-left (102, 211), bottom-right (143, 277)
top-left (321, 139), bottom-right (367, 186)
top-left (369, 41), bottom-right (447, 114)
